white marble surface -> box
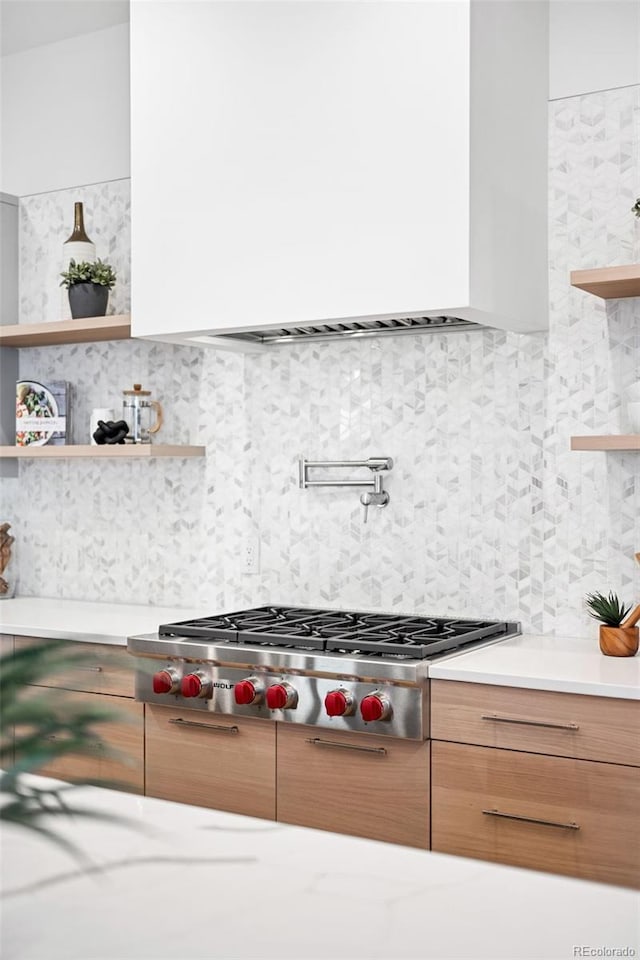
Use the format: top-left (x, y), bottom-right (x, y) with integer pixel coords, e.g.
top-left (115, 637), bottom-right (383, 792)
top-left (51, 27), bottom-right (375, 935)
top-left (0, 597), bottom-right (211, 646)
top-left (431, 633), bottom-right (640, 700)
top-left (2, 775), bottom-right (638, 960)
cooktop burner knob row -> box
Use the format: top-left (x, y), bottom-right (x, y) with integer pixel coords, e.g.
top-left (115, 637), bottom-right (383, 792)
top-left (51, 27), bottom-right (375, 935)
top-left (265, 682), bottom-right (298, 710)
top-left (234, 677), bottom-right (264, 705)
top-left (360, 692), bottom-right (392, 722)
top-left (180, 672), bottom-right (212, 699)
top-left (324, 689), bottom-right (355, 717)
top-left (152, 669), bottom-right (180, 695)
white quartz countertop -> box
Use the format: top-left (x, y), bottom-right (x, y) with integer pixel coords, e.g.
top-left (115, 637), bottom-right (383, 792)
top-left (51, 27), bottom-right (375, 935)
top-left (2, 775), bottom-right (638, 960)
top-left (0, 596), bottom-right (212, 646)
top-left (430, 632), bottom-right (640, 700)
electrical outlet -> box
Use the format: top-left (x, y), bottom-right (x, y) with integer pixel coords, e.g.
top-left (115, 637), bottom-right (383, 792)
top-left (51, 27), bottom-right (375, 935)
top-left (242, 536), bottom-right (260, 575)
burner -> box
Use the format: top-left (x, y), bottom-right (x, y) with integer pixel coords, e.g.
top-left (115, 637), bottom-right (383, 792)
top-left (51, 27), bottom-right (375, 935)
top-left (238, 612), bottom-right (387, 650)
top-left (324, 617), bottom-right (508, 658)
top-left (158, 616), bottom-right (239, 640)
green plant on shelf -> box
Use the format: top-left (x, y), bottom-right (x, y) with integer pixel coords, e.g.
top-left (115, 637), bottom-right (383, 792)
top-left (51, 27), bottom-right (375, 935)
top-left (585, 591), bottom-right (631, 626)
top-left (60, 258), bottom-right (116, 289)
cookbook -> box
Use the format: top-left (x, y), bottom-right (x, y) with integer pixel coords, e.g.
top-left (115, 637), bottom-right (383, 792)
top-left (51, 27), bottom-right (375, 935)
top-left (16, 380), bottom-right (70, 446)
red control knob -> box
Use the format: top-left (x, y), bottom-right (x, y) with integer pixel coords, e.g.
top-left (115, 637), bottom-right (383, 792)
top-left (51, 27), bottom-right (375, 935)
top-left (265, 683), bottom-right (297, 710)
top-left (266, 684), bottom-right (289, 710)
top-left (325, 690), bottom-right (349, 717)
top-left (152, 670), bottom-right (174, 695)
top-left (181, 674), bottom-right (203, 698)
top-left (360, 693), bottom-right (389, 723)
top-left (235, 679), bottom-right (257, 705)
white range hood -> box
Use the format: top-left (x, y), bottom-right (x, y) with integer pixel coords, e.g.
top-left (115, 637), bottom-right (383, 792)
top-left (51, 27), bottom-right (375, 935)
top-left (130, 1), bottom-right (549, 349)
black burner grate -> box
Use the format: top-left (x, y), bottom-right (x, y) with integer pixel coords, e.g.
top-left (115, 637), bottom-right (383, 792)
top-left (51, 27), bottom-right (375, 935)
top-left (158, 606), bottom-right (515, 659)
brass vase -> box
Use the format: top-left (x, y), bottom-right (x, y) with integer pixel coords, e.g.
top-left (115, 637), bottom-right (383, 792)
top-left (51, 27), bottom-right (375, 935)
top-left (599, 625), bottom-right (639, 657)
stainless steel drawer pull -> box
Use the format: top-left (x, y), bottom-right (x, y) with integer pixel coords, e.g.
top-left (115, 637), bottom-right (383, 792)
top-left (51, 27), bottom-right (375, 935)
top-left (481, 714), bottom-right (579, 731)
top-left (169, 718), bottom-right (239, 734)
top-left (77, 666), bottom-right (103, 673)
top-left (482, 808), bottom-right (580, 830)
top-left (305, 737), bottom-right (387, 756)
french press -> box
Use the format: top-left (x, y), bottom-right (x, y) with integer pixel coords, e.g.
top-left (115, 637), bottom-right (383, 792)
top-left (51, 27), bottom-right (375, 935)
top-left (122, 384), bottom-right (163, 443)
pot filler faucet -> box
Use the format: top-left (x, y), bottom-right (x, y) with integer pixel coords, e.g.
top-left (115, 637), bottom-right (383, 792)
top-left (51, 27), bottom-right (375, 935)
top-left (298, 457), bottom-right (393, 523)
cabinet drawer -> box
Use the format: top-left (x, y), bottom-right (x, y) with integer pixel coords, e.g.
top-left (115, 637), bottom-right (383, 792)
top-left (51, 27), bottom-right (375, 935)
top-left (0, 633), bottom-right (13, 657)
top-left (277, 725), bottom-right (429, 848)
top-left (146, 705), bottom-right (275, 820)
top-left (431, 680), bottom-right (640, 766)
top-left (14, 637), bottom-right (134, 698)
top-left (432, 741), bottom-right (640, 888)
top-left (33, 691), bottom-right (144, 794)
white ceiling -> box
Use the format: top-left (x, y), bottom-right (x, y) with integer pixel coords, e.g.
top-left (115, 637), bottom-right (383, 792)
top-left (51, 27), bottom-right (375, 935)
top-left (1, 0), bottom-right (130, 57)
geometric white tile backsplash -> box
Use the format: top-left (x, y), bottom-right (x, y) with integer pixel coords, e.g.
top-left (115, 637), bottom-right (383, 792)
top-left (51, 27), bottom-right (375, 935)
top-left (7, 86), bottom-right (639, 638)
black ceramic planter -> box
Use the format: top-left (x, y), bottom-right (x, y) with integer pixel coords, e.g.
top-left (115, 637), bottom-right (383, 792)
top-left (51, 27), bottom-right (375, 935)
top-left (68, 283), bottom-right (109, 319)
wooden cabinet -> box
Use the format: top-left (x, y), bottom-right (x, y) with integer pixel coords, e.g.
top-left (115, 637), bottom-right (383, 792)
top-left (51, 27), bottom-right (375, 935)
top-left (14, 637), bottom-right (134, 698)
top-left (431, 680), bottom-right (640, 766)
top-left (0, 633), bottom-right (14, 657)
top-left (431, 741), bottom-right (640, 889)
top-left (431, 680), bottom-right (640, 888)
top-left (277, 724), bottom-right (429, 848)
top-left (146, 705), bottom-right (276, 821)
top-left (11, 637), bottom-right (143, 793)
top-left (33, 690), bottom-right (144, 794)
top-left (146, 710), bottom-right (428, 844)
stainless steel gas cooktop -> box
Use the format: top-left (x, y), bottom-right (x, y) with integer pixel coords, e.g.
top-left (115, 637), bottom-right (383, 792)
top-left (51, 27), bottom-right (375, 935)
top-left (128, 605), bottom-right (519, 740)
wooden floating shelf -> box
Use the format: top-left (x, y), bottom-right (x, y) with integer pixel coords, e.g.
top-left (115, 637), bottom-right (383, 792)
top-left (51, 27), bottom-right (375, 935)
top-left (570, 265), bottom-right (640, 300)
top-left (0, 314), bottom-right (131, 347)
top-left (571, 436), bottom-right (640, 452)
top-left (0, 444), bottom-right (205, 460)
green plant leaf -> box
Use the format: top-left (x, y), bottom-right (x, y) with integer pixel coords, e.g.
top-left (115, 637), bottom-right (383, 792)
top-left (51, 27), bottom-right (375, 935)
top-left (60, 258), bottom-right (116, 289)
top-left (584, 591), bottom-right (631, 626)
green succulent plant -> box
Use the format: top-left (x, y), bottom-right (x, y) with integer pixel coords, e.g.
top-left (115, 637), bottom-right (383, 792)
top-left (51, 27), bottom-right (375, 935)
top-left (585, 591), bottom-right (631, 627)
top-left (0, 640), bottom-right (133, 863)
top-left (60, 258), bottom-right (116, 289)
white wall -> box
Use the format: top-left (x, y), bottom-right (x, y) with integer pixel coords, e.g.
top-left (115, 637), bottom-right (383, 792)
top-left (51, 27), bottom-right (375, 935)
top-left (549, 0), bottom-right (640, 99)
top-left (1, 23), bottom-right (130, 197)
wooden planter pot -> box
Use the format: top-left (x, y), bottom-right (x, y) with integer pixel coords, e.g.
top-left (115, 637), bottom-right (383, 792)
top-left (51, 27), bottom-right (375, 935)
top-left (599, 625), bottom-right (639, 657)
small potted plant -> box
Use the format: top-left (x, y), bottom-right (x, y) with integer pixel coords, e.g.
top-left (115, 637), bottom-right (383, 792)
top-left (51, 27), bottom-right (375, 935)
top-left (585, 591), bottom-right (639, 657)
top-left (632, 198), bottom-right (640, 218)
top-left (60, 258), bottom-right (117, 319)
